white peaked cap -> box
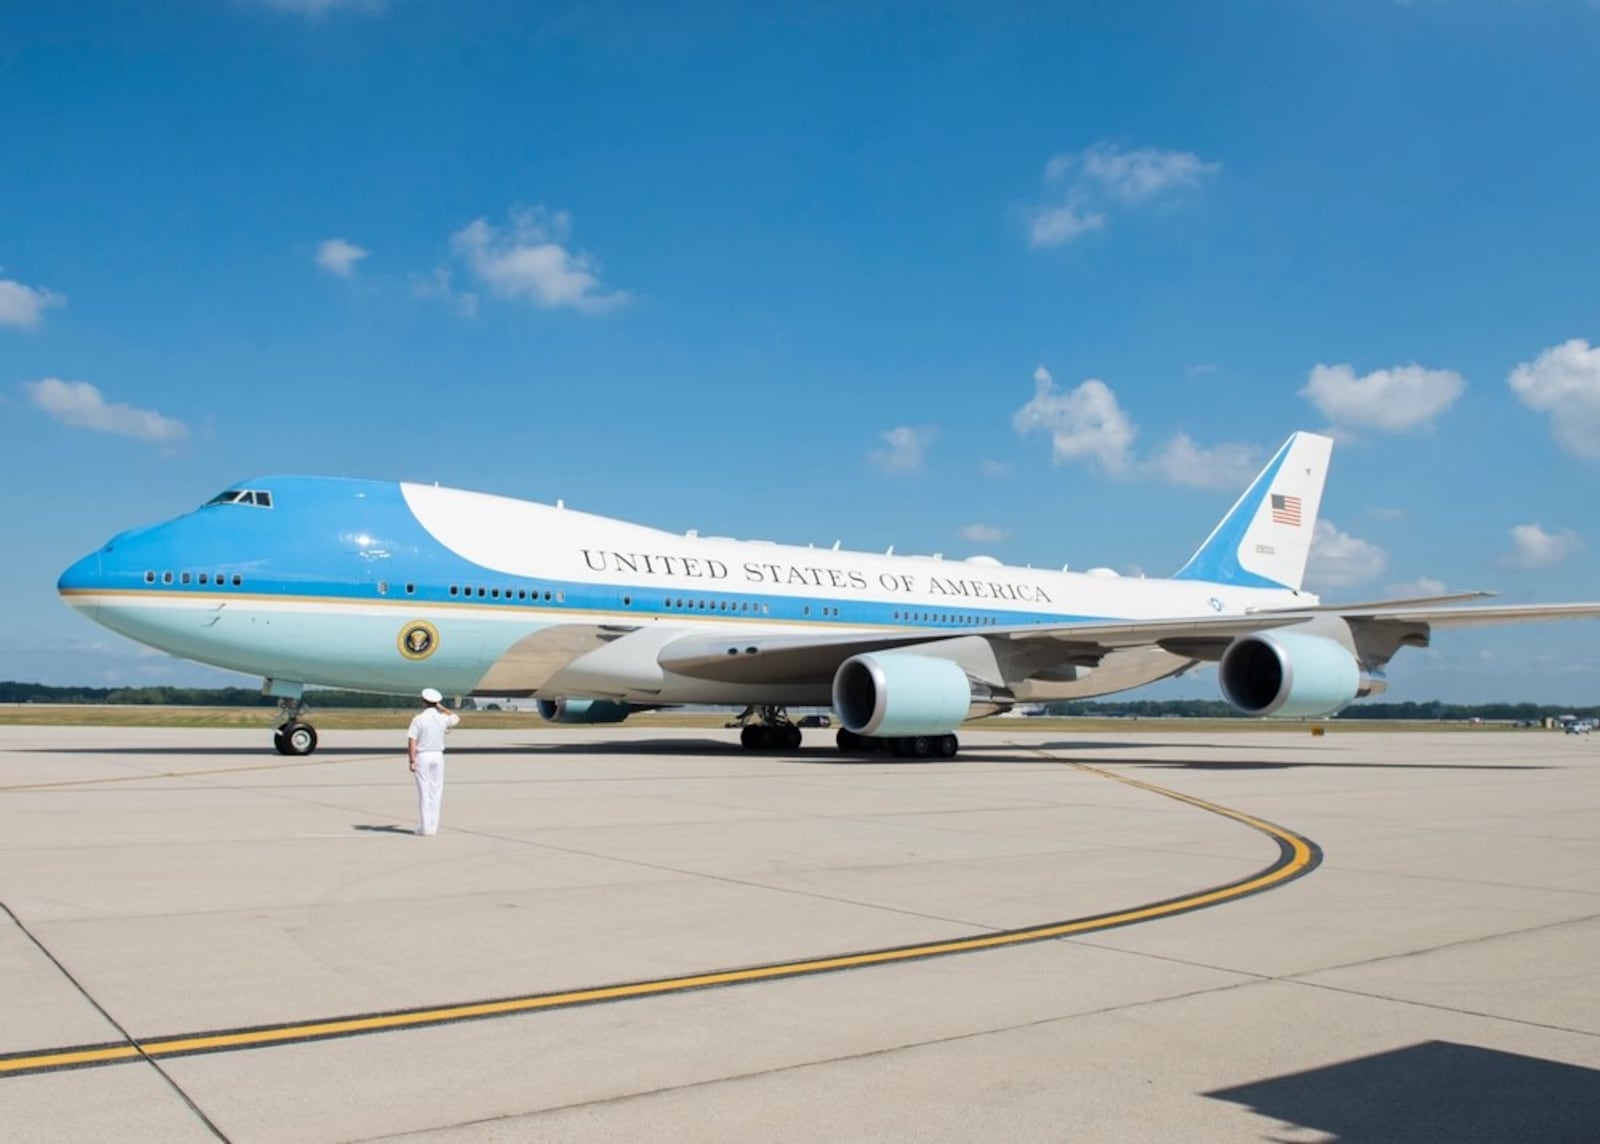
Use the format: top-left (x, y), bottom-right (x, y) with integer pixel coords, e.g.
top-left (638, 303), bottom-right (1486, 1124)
top-left (421, 687), bottom-right (443, 703)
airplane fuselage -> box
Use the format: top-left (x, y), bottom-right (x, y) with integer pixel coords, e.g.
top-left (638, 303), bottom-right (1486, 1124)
top-left (58, 476), bottom-right (1308, 705)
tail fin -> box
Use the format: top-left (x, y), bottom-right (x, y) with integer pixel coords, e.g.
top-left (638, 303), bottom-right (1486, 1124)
top-left (1172, 431), bottom-right (1332, 592)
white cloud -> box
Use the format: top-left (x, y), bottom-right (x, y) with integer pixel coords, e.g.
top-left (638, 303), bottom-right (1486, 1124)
top-left (1075, 142), bottom-right (1222, 202)
top-left (1507, 338), bottom-right (1600, 459)
top-left (1030, 142), bottom-right (1219, 248)
top-left (1013, 367), bottom-right (1136, 474)
top-left (411, 267), bottom-right (479, 318)
top-left (24, 379), bottom-right (189, 444)
top-left (449, 208), bottom-right (627, 315)
top-left (960, 523), bottom-right (1009, 544)
top-left (1028, 205), bottom-right (1106, 247)
top-left (315, 237), bottom-right (368, 277)
top-left (1306, 519), bottom-right (1387, 589)
top-left (1012, 368), bottom-right (1263, 492)
top-left (1500, 523), bottom-right (1582, 571)
top-left (869, 426), bottom-right (936, 474)
top-left (1300, 362), bottom-right (1464, 432)
top-left (0, 277), bottom-right (65, 330)
top-left (1385, 576), bottom-right (1447, 598)
top-left (1143, 432), bottom-right (1261, 490)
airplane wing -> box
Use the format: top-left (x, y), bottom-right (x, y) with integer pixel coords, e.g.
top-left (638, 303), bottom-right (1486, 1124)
top-left (657, 599), bottom-right (1600, 686)
top-left (659, 612), bottom-right (1309, 686)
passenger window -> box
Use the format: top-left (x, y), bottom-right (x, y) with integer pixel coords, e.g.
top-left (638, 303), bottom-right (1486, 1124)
top-left (378, 581), bottom-right (389, 596)
top-left (145, 571), bottom-right (155, 584)
top-left (407, 584), bottom-right (416, 595)
top-left (232, 574), bottom-right (242, 586)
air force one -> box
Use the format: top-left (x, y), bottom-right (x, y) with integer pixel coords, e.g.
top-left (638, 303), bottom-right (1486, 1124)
top-left (57, 432), bottom-right (1600, 758)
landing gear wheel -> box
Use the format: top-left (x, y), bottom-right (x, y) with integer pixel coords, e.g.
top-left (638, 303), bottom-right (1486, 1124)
top-left (276, 722), bottom-right (318, 757)
top-left (909, 735), bottom-right (932, 758)
top-left (837, 728), bottom-right (861, 752)
top-left (937, 734), bottom-right (959, 759)
top-left (736, 706), bottom-right (801, 752)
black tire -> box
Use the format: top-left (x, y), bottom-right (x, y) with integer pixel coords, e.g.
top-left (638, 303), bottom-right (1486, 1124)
top-left (280, 722), bottom-right (318, 756)
top-left (910, 735), bottom-right (932, 758)
top-left (783, 724), bottom-right (802, 750)
top-left (740, 725), bottom-right (760, 750)
top-left (938, 734), bottom-right (959, 758)
top-left (272, 729), bottom-right (290, 756)
top-left (836, 728), bottom-right (859, 752)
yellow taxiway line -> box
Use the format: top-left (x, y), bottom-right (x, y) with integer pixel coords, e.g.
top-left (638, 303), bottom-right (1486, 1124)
top-left (0, 755), bottom-right (1320, 1079)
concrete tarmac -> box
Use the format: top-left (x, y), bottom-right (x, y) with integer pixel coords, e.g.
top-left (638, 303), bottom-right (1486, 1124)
top-left (0, 724), bottom-right (1597, 1142)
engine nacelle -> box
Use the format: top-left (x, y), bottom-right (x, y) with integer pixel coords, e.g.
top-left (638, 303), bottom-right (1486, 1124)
top-left (1219, 631), bottom-right (1370, 718)
top-left (535, 698), bottom-right (632, 724)
top-left (832, 653), bottom-right (973, 737)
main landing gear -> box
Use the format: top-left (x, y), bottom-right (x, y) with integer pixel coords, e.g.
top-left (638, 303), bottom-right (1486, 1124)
top-left (836, 728), bottom-right (960, 759)
top-left (272, 697), bottom-right (319, 757)
top-left (732, 705), bottom-right (803, 751)
top-left (729, 706), bottom-right (960, 758)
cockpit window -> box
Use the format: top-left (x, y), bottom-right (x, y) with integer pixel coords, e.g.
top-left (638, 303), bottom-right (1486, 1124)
top-left (206, 489), bottom-right (273, 508)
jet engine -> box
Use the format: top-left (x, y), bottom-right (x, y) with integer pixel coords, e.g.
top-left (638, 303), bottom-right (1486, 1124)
top-left (832, 653), bottom-right (974, 737)
top-left (535, 698), bottom-right (633, 724)
top-left (1218, 631), bottom-right (1379, 719)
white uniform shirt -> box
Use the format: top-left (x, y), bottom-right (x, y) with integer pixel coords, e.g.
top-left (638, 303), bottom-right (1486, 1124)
top-left (407, 707), bottom-right (460, 753)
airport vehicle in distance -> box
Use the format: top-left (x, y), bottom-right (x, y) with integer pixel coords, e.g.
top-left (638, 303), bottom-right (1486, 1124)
top-left (58, 432), bottom-right (1600, 758)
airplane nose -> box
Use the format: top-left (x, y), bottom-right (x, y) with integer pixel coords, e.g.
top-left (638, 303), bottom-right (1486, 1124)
top-left (58, 550), bottom-right (103, 615)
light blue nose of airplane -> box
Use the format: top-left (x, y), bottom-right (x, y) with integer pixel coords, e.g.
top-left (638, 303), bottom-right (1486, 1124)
top-left (58, 550), bottom-right (103, 616)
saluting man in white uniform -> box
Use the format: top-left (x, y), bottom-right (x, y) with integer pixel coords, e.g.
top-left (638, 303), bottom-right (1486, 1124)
top-left (407, 687), bottom-right (459, 836)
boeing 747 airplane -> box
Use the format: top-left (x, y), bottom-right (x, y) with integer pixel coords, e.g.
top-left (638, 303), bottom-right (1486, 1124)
top-left (57, 432), bottom-right (1600, 757)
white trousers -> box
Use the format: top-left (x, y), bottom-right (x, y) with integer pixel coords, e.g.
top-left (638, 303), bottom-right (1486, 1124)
top-left (413, 751), bottom-right (445, 835)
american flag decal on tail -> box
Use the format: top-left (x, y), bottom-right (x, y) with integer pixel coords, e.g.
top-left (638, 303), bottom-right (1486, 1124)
top-left (1271, 494), bottom-right (1303, 527)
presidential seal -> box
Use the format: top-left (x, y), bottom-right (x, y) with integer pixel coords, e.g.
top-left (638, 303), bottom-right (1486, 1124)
top-left (398, 620), bottom-right (440, 661)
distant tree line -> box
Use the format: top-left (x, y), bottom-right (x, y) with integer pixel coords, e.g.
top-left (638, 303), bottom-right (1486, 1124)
top-left (1041, 699), bottom-right (1600, 721)
top-left (0, 682), bottom-right (423, 708)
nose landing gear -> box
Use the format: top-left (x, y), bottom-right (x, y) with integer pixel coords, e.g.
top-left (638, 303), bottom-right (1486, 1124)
top-left (274, 719), bottom-right (319, 756)
top-left (271, 694), bottom-right (319, 756)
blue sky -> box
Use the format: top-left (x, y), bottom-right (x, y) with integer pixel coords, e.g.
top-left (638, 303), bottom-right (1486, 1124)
top-left (3, 1), bottom-right (1599, 702)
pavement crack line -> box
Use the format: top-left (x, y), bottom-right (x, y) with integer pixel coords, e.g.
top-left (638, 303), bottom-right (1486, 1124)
top-left (0, 757), bottom-right (1320, 1080)
top-left (0, 900), bottom-right (231, 1141)
top-left (1062, 912), bottom-right (1600, 1041)
top-left (1284, 977), bottom-right (1600, 1040)
top-left (345, 975), bottom-right (1276, 1144)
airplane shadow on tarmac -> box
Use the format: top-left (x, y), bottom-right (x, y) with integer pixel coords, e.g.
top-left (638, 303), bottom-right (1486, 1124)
top-left (38, 740), bottom-right (1554, 770)
top-left (1206, 1041), bottom-right (1600, 1142)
